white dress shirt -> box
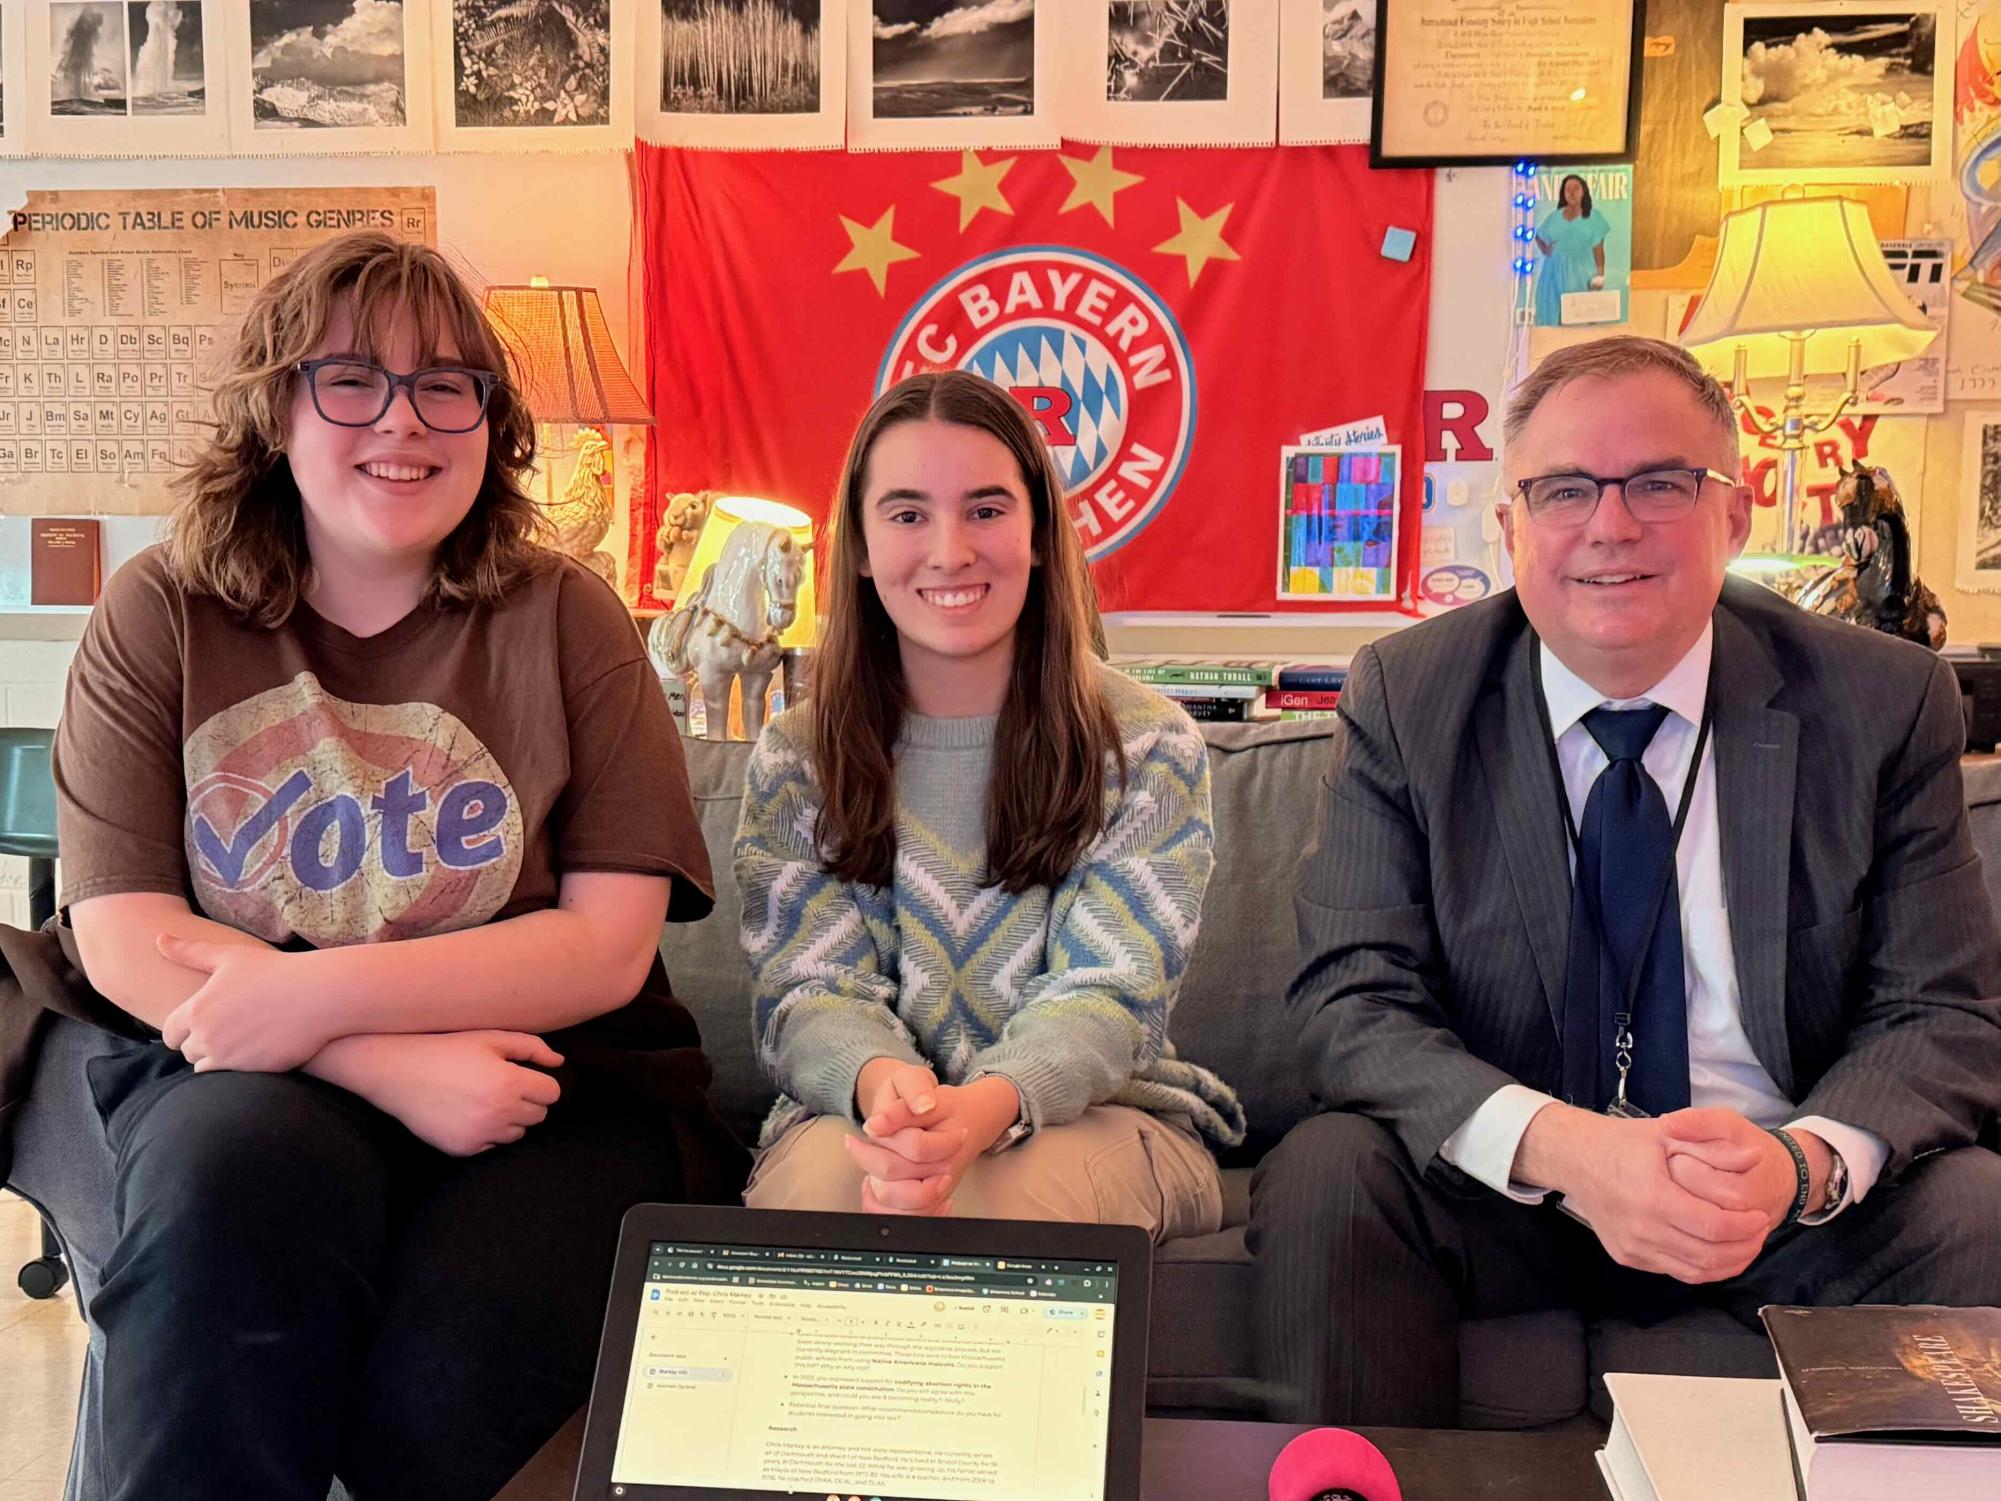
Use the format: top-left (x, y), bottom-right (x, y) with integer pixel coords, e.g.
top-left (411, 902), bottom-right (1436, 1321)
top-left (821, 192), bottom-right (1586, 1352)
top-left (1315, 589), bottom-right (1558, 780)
top-left (1438, 624), bottom-right (1888, 1222)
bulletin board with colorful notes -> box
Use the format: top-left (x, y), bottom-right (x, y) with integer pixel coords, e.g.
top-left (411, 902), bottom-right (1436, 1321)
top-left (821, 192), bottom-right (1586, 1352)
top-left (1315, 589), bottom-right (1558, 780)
top-left (0, 186), bottom-right (435, 517)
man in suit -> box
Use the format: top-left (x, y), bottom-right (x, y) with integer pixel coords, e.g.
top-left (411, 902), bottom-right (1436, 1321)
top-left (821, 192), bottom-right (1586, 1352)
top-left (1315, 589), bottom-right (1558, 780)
top-left (1247, 336), bottom-right (2001, 1426)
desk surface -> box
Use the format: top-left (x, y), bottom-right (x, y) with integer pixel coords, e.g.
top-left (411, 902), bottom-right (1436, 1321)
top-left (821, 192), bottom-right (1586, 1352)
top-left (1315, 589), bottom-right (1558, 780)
top-left (496, 1412), bottom-right (1607, 1501)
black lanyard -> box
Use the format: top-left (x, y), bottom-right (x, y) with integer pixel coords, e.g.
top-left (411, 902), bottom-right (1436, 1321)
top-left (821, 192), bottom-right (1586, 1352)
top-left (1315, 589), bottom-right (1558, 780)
top-left (1528, 638), bottom-right (1714, 1041)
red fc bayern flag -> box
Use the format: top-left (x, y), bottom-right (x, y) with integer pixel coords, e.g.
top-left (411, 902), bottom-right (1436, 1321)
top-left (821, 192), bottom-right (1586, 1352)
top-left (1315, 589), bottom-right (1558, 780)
top-left (633, 142), bottom-right (1432, 615)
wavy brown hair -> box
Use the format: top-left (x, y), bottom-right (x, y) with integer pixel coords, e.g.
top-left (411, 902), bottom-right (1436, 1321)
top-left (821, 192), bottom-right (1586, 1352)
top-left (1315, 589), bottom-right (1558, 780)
top-left (165, 231), bottom-right (547, 627)
top-left (812, 371), bottom-right (1124, 894)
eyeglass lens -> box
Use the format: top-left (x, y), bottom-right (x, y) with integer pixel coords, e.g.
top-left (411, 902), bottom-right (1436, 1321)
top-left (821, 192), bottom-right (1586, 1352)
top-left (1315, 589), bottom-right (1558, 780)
top-left (1525, 470), bottom-right (1703, 526)
top-left (309, 362), bottom-right (487, 433)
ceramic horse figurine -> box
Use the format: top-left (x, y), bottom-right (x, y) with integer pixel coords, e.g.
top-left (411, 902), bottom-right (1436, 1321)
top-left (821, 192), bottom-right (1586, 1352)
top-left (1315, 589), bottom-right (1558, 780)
top-left (648, 519), bottom-right (805, 740)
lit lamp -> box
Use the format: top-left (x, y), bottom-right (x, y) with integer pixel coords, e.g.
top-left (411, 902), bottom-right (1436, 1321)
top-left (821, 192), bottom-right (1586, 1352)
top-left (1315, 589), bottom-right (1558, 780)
top-left (481, 279), bottom-right (653, 587)
top-left (678, 496), bottom-right (819, 652)
top-left (1679, 194), bottom-right (1935, 566)
top-left (665, 495), bottom-right (818, 739)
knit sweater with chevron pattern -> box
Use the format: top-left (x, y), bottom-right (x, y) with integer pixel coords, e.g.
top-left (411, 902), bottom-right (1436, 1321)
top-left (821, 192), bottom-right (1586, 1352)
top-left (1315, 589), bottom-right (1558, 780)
top-left (735, 663), bottom-right (1245, 1151)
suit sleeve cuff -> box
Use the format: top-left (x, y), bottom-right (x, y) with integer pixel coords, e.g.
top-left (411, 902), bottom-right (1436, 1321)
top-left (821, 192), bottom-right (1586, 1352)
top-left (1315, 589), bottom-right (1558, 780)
top-left (1786, 1115), bottom-right (1889, 1224)
top-left (1439, 1085), bottom-right (1561, 1202)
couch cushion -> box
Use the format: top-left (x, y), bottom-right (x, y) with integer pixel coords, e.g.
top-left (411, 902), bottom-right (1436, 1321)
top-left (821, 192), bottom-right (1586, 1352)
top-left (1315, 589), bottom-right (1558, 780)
top-left (1172, 721), bottom-right (1336, 1150)
top-left (1151, 1227), bottom-right (1254, 1380)
top-left (1458, 1311), bottom-right (1589, 1429)
top-left (1585, 1308), bottom-right (1776, 1423)
top-left (660, 736), bottom-right (767, 1146)
top-left (1145, 1221), bottom-right (1594, 1432)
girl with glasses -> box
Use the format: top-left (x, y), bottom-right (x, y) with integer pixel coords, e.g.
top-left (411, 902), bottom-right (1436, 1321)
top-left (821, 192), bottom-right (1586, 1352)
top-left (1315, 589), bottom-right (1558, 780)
top-left (52, 232), bottom-right (744, 1500)
top-left (735, 370), bottom-right (1243, 1236)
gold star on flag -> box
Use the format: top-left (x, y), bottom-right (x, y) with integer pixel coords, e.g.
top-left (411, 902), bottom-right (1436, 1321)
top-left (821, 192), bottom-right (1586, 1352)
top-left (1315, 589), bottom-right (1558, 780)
top-left (1153, 198), bottom-right (1242, 287)
top-left (1058, 145), bottom-right (1145, 227)
top-left (931, 150), bottom-right (1018, 232)
top-left (833, 206), bottom-right (921, 296)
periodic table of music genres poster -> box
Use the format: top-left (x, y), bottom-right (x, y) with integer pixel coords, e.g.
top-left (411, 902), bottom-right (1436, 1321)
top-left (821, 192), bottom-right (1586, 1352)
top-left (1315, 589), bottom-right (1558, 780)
top-left (0, 187), bottom-right (435, 517)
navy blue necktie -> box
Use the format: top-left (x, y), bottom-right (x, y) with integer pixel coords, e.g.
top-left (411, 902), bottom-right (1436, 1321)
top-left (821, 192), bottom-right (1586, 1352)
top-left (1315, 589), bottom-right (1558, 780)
top-left (1559, 704), bottom-right (1691, 1115)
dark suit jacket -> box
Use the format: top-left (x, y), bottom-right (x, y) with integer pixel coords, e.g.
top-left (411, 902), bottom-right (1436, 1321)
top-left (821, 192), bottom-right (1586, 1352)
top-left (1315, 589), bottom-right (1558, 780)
top-left (1292, 576), bottom-right (2001, 1187)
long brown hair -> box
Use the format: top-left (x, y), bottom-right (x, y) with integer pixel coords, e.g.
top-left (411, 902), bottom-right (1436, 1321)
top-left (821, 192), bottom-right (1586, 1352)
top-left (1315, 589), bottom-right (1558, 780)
top-left (811, 371), bottom-right (1124, 893)
top-left (165, 231), bottom-right (548, 627)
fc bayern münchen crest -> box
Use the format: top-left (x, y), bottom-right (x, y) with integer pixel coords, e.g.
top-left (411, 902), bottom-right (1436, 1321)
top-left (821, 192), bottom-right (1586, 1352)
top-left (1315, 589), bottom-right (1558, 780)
top-left (877, 246), bottom-right (1198, 562)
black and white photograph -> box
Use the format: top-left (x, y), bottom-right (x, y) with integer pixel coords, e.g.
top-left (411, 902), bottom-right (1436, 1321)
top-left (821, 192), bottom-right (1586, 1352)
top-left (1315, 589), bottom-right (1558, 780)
top-left (1961, 414), bottom-right (2001, 592)
top-left (1277, 0), bottom-right (1368, 144)
top-left (128, 2), bottom-right (206, 115)
top-left (250, 0), bottom-right (409, 130)
top-left (661, 0), bottom-right (819, 114)
top-left (452, 0), bottom-right (611, 127)
top-left (1318, 0), bottom-right (1371, 100)
top-left (1723, 3), bottom-right (1949, 182)
top-left (51, 3), bottom-right (130, 116)
top-left (872, 0), bottom-right (1033, 119)
top-left (1107, 2), bottom-right (1228, 104)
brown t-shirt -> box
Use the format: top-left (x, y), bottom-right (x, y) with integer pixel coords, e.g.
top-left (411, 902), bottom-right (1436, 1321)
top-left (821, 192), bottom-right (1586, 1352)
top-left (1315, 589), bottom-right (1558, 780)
top-left (54, 546), bottom-right (713, 945)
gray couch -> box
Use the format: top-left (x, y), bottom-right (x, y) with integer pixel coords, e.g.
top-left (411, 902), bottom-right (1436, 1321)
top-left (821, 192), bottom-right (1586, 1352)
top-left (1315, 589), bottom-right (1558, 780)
top-left (11, 722), bottom-right (2001, 1490)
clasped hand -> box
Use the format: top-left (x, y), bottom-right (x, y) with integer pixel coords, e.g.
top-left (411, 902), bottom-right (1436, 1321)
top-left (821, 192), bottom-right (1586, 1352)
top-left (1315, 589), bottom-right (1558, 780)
top-left (844, 1061), bottom-right (1021, 1216)
top-left (1539, 1106), bottom-right (1807, 1284)
top-left (158, 934), bottom-right (332, 1073)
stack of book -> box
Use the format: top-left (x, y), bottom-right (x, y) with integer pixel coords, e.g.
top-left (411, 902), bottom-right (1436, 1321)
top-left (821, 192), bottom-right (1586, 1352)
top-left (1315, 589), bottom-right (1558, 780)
top-left (1264, 662), bottom-right (1348, 720)
top-left (1115, 659), bottom-right (1273, 722)
top-left (1115, 659), bottom-right (1350, 723)
top-left (1598, 1306), bottom-right (2001, 1501)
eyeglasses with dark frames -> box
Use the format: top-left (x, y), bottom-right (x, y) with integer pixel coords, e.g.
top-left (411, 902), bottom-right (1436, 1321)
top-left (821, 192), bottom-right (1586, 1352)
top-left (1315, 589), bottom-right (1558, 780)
top-left (293, 358), bottom-right (498, 435)
top-left (1510, 467), bottom-right (1738, 529)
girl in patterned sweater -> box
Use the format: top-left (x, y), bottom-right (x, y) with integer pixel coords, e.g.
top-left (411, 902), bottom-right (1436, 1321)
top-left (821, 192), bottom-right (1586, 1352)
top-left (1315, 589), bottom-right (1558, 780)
top-left (736, 370), bottom-right (1243, 1238)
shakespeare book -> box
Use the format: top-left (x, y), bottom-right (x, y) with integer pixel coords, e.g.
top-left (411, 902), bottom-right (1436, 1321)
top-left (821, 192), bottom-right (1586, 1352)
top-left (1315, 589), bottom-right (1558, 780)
top-left (1760, 1304), bottom-right (2001, 1499)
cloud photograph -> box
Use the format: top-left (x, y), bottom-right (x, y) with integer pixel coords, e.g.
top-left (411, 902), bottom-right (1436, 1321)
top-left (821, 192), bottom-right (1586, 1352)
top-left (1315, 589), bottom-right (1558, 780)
top-left (250, 0), bottom-right (409, 129)
top-left (872, 0), bottom-right (1033, 118)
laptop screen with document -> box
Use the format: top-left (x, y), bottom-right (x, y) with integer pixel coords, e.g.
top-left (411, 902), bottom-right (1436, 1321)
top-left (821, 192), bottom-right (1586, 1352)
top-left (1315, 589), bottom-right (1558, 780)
top-left (609, 1241), bottom-right (1117, 1501)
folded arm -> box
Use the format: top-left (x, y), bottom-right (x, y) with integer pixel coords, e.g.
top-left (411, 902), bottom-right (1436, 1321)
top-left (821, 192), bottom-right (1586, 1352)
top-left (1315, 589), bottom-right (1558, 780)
top-left (69, 872), bottom-right (670, 1073)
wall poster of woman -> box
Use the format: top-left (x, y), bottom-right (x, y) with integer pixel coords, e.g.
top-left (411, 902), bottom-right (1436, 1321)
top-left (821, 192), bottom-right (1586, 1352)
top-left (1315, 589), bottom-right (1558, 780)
top-left (1532, 165), bottom-right (1631, 327)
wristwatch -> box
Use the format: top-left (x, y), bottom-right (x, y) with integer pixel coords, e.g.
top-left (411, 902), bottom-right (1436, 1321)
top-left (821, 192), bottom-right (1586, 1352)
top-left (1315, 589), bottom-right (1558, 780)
top-left (1818, 1146), bottom-right (1850, 1216)
top-left (988, 1114), bottom-right (1034, 1155)
top-left (972, 1071), bottom-right (1033, 1155)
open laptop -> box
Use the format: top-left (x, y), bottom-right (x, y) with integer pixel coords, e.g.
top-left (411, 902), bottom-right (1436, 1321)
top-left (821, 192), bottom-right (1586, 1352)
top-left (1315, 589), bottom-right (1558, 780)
top-left (572, 1205), bottom-right (1152, 1501)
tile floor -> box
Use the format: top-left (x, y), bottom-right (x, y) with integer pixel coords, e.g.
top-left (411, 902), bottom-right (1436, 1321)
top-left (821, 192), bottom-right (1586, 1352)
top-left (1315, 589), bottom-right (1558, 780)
top-left (0, 1191), bottom-right (85, 1500)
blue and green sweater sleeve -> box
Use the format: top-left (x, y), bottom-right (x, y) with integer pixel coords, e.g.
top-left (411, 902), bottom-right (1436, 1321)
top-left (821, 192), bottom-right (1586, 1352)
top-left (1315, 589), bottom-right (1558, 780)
top-left (734, 716), bottom-right (924, 1123)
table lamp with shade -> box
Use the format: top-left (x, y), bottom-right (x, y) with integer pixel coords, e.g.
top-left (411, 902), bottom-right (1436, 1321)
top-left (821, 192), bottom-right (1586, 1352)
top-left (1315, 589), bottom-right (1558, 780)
top-left (1678, 194), bottom-right (1935, 570)
top-left (481, 278), bottom-right (653, 589)
top-left (646, 495), bottom-right (818, 740)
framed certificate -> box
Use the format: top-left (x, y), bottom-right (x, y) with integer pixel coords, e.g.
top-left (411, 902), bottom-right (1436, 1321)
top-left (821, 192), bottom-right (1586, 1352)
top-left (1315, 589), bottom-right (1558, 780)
top-left (1370, 0), bottom-right (1643, 168)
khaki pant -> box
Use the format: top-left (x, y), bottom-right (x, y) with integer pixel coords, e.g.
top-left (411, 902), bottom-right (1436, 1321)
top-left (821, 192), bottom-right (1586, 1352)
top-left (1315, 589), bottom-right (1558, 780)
top-left (744, 1105), bottom-right (1224, 1244)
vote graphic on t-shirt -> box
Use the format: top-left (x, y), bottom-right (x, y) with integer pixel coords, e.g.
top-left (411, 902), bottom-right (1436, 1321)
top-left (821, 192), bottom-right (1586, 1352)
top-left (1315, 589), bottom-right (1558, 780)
top-left (182, 672), bottom-right (524, 947)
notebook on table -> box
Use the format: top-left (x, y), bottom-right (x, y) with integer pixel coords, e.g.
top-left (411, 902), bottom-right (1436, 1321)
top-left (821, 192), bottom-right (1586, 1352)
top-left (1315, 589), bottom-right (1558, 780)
top-left (573, 1205), bottom-right (1152, 1501)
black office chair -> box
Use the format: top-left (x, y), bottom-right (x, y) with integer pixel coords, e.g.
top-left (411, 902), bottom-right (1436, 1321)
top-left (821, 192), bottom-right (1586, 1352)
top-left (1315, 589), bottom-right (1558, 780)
top-left (0, 727), bottom-right (68, 1299)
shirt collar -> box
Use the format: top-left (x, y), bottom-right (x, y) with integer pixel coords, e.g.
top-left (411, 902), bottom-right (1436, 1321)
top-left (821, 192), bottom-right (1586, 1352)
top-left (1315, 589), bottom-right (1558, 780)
top-left (1539, 621), bottom-right (1713, 742)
